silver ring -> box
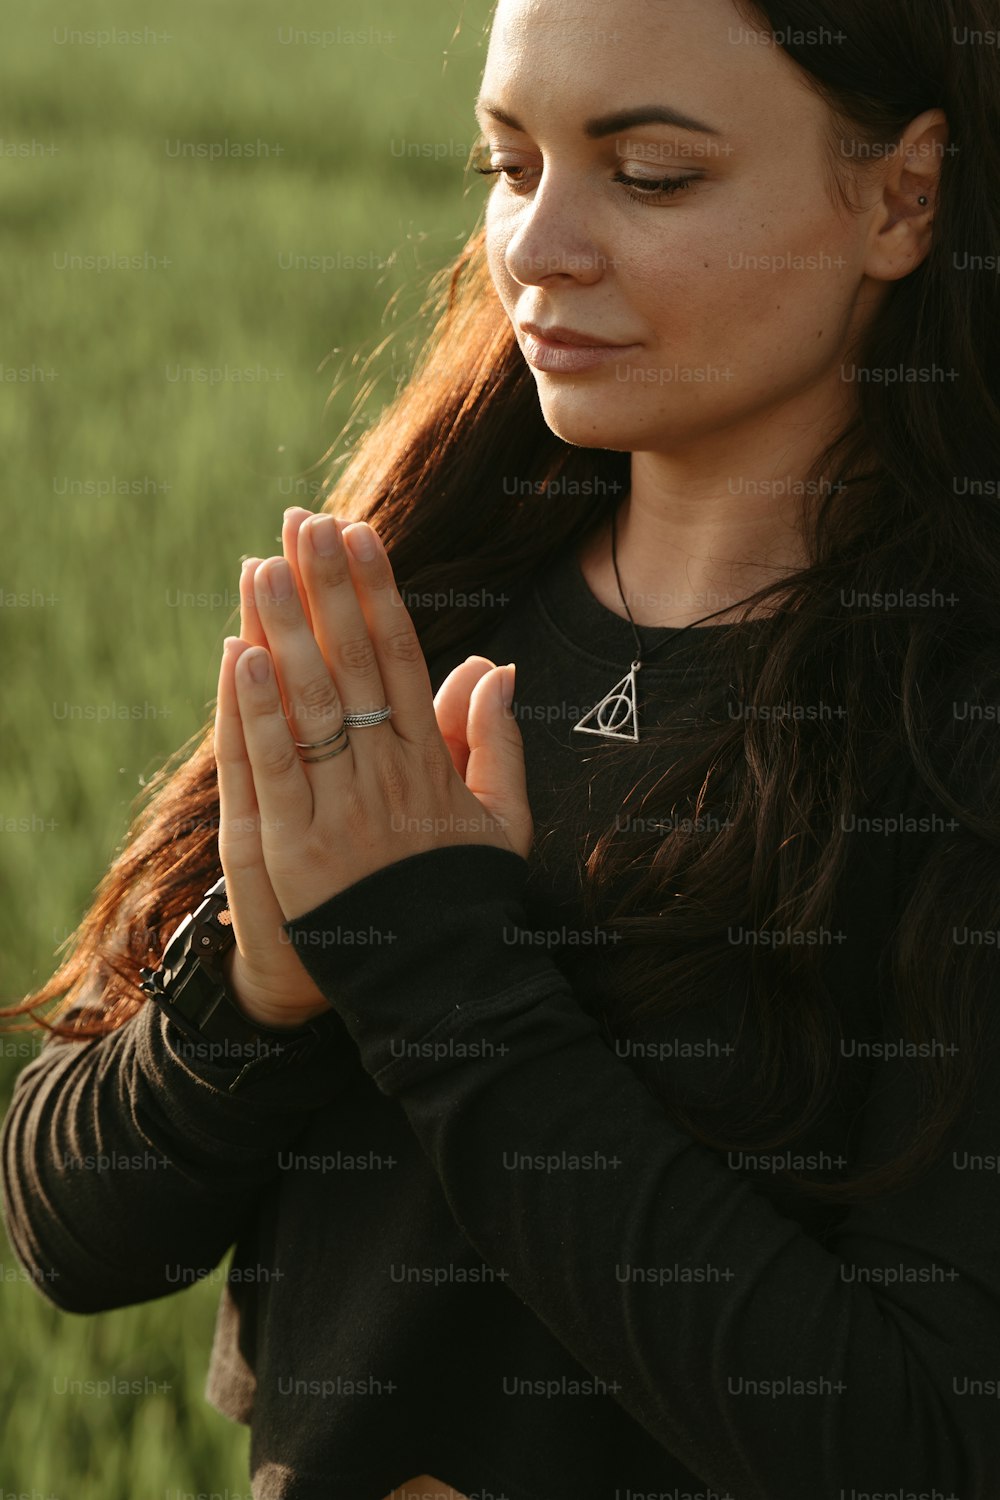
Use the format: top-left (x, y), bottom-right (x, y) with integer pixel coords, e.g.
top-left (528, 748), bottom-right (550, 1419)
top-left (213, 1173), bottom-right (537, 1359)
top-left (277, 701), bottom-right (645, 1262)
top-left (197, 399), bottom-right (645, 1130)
top-left (293, 726), bottom-right (347, 750)
top-left (341, 705), bottom-right (393, 728)
top-left (298, 737), bottom-right (352, 763)
top-left (294, 703), bottom-right (392, 762)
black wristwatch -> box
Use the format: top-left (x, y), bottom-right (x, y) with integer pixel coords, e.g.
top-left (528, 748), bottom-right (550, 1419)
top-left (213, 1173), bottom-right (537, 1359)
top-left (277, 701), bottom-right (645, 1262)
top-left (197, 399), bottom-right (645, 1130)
top-left (139, 875), bottom-right (319, 1093)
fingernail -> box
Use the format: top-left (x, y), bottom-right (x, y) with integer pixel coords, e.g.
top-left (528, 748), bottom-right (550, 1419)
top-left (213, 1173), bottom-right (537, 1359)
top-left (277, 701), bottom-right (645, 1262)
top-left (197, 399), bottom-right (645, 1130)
top-left (345, 523), bottom-right (377, 561)
top-left (266, 560), bottom-right (293, 600)
top-left (309, 514), bottom-right (339, 555)
top-left (501, 663), bottom-right (516, 708)
top-left (247, 650), bottom-right (270, 684)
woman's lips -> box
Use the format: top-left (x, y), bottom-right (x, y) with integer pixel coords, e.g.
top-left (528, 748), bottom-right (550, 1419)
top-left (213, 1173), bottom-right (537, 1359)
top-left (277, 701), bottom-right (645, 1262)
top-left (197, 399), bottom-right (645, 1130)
top-left (521, 330), bottom-right (642, 373)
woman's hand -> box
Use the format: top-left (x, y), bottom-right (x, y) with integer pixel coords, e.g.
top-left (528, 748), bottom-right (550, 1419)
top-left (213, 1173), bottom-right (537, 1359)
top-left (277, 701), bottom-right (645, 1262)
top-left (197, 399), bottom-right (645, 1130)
top-left (217, 506), bottom-right (533, 979)
top-left (211, 514), bottom-right (350, 1028)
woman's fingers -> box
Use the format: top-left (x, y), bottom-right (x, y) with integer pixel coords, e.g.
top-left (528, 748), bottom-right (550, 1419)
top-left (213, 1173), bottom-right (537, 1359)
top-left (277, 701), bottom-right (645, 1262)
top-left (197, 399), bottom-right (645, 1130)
top-left (214, 637), bottom-right (285, 954)
top-left (230, 634), bottom-right (336, 865)
top-left (249, 559), bottom-right (352, 762)
top-left (281, 508), bottom-right (316, 635)
top-left (215, 636), bottom-right (337, 1016)
top-left (215, 511), bottom-right (357, 979)
top-left (241, 556), bottom-right (299, 733)
top-left (239, 557), bottom-right (267, 648)
top-left (281, 509), bottom-right (314, 633)
top-left (433, 656), bottom-right (498, 779)
top-left (238, 511), bottom-right (340, 649)
top-left (281, 507), bottom-right (350, 638)
top-left (295, 514), bottom-right (437, 749)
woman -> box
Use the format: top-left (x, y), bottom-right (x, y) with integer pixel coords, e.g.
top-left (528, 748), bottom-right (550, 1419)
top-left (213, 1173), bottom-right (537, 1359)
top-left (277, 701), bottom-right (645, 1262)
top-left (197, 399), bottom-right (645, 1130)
top-left (4, 0), bottom-right (1000, 1496)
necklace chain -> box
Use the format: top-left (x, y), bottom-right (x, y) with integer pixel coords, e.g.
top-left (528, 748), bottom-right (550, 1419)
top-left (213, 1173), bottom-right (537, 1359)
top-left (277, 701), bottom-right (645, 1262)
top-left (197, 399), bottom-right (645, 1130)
top-left (608, 502), bottom-right (747, 667)
top-left (573, 503), bottom-right (751, 742)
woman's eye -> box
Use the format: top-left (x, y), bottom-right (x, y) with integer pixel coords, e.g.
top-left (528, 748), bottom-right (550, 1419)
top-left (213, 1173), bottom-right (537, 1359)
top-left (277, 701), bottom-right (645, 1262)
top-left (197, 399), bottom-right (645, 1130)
top-left (612, 171), bottom-right (700, 203)
top-left (473, 162), bottom-right (534, 188)
top-left (469, 144), bottom-right (700, 205)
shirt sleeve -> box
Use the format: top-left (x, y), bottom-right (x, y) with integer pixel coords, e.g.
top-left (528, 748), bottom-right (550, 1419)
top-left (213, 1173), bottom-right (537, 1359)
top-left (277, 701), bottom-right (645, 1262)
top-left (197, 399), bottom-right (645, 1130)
top-left (0, 993), bottom-right (358, 1315)
top-left (282, 841), bottom-right (1000, 1499)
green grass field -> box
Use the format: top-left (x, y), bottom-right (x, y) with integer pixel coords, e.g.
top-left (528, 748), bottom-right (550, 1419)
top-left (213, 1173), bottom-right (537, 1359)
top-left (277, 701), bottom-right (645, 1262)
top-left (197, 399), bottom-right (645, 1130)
top-left (0, 1), bottom-right (493, 1491)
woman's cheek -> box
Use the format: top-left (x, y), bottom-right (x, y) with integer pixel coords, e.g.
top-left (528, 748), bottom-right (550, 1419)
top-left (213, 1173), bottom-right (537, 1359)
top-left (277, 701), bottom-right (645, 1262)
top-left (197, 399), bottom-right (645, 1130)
top-left (485, 216), bottom-right (517, 314)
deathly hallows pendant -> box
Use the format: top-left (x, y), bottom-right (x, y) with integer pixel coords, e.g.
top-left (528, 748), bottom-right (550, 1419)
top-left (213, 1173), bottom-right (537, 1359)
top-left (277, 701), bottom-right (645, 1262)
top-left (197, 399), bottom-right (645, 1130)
top-left (572, 660), bottom-right (641, 742)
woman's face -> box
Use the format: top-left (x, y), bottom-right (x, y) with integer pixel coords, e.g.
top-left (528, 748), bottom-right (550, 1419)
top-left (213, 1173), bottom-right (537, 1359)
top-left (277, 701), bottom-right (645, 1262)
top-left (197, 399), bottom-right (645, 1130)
top-left (478, 0), bottom-right (885, 455)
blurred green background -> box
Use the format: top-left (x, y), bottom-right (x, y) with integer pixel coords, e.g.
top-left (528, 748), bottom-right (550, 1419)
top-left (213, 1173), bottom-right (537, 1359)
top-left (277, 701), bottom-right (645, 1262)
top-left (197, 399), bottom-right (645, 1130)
top-left (0, 0), bottom-right (493, 1492)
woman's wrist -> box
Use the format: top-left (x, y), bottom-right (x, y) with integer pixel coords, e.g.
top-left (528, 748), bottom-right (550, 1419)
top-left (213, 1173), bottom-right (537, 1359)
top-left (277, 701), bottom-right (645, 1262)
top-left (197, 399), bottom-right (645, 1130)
top-left (221, 947), bottom-right (330, 1032)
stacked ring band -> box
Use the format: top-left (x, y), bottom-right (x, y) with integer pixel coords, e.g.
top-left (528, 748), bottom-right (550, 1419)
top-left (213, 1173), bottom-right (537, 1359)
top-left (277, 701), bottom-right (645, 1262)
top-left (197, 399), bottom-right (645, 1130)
top-left (294, 704), bottom-right (393, 762)
top-left (340, 706), bottom-right (393, 728)
top-left (295, 725), bottom-right (350, 763)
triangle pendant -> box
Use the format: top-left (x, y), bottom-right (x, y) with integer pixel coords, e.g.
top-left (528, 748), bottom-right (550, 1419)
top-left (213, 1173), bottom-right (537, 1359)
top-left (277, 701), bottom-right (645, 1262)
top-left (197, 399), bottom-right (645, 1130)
top-left (572, 662), bottom-right (641, 741)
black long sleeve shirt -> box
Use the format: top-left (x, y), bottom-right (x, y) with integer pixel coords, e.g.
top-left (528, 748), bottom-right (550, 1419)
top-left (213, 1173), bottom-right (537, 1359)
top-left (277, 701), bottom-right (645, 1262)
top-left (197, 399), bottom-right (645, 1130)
top-left (3, 543), bottom-right (999, 1500)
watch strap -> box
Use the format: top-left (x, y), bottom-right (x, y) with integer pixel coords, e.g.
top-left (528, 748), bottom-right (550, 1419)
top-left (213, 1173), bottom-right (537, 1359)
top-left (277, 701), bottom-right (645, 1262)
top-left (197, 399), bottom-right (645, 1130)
top-left (140, 875), bottom-right (325, 1095)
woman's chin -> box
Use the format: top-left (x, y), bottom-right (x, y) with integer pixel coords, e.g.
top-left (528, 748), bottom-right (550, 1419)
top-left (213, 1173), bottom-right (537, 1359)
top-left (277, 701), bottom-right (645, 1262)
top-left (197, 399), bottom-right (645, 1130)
top-left (535, 400), bottom-right (646, 453)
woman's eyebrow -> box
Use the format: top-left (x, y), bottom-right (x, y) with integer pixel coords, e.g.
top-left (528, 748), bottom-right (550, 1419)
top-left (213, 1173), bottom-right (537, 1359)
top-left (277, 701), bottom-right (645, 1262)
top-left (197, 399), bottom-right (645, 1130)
top-left (473, 97), bottom-right (723, 138)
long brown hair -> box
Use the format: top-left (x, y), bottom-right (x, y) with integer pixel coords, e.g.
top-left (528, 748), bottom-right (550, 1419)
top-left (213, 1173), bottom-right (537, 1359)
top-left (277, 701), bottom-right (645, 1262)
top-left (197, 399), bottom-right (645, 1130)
top-left (6, 0), bottom-right (1000, 1205)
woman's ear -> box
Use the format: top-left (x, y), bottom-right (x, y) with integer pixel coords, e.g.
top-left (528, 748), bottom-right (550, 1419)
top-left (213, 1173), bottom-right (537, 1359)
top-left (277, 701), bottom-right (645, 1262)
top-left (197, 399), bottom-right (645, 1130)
top-left (864, 107), bottom-right (950, 282)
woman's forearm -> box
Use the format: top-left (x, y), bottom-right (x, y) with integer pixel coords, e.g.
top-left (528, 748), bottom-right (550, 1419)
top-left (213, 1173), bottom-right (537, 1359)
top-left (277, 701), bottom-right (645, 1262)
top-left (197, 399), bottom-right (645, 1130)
top-left (0, 995), bottom-right (356, 1313)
